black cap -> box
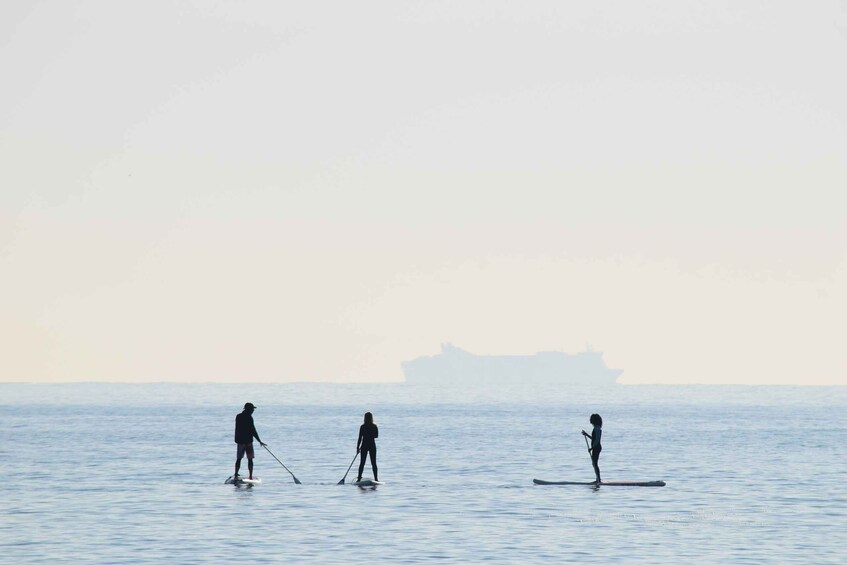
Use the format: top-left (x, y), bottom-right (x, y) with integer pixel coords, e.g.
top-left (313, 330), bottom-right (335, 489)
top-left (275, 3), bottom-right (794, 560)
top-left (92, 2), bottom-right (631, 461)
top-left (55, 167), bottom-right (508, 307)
top-left (244, 402), bottom-right (256, 410)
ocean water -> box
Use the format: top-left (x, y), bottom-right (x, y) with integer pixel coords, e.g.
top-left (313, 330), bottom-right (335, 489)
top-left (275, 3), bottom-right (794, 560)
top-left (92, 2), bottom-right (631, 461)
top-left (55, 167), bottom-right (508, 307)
top-left (1, 383), bottom-right (845, 564)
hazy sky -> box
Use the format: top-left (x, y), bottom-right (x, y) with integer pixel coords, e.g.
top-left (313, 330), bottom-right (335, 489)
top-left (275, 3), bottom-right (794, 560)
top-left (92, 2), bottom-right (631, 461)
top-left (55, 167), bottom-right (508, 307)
top-left (2, 1), bottom-right (845, 384)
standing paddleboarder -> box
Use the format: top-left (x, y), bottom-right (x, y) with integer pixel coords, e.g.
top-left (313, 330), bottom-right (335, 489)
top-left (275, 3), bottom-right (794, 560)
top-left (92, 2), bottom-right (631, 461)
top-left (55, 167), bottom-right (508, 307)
top-left (581, 413), bottom-right (603, 484)
top-left (356, 412), bottom-right (379, 483)
top-left (234, 402), bottom-right (267, 480)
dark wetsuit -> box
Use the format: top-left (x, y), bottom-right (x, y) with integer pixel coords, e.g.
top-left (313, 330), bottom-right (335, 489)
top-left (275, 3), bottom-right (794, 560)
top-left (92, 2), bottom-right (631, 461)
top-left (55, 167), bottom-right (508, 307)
top-left (357, 422), bottom-right (379, 481)
top-left (589, 425), bottom-right (602, 481)
top-left (235, 412), bottom-right (262, 459)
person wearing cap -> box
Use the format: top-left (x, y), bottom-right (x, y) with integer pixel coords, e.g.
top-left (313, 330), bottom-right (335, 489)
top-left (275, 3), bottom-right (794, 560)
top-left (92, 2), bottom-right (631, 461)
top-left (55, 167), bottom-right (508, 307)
top-left (234, 402), bottom-right (266, 480)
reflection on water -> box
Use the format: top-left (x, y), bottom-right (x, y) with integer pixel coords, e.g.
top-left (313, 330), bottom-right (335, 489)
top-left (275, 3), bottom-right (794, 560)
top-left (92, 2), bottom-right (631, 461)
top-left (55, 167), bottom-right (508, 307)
top-left (0, 383), bottom-right (845, 563)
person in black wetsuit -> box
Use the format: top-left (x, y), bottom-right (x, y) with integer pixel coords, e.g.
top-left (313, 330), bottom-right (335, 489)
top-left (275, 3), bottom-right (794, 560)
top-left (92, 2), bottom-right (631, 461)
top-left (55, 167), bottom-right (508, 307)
top-left (356, 411), bottom-right (379, 482)
top-left (582, 413), bottom-right (603, 484)
top-left (234, 402), bottom-right (266, 480)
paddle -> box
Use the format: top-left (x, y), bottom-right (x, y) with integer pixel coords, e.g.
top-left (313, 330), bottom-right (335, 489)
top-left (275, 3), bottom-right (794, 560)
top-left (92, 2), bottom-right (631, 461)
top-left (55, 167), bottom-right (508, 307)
top-left (262, 444), bottom-right (302, 484)
top-left (337, 452), bottom-right (359, 485)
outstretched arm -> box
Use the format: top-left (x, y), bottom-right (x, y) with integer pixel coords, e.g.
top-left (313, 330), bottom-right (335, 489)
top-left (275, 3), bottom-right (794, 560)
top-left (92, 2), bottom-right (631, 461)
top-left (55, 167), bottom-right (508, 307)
top-left (356, 427), bottom-right (363, 453)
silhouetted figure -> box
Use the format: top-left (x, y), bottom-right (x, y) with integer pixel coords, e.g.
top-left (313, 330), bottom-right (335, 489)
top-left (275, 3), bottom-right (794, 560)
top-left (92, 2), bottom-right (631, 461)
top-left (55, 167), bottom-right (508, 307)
top-left (234, 402), bottom-right (266, 480)
top-left (356, 412), bottom-right (379, 482)
top-left (582, 413), bottom-right (603, 484)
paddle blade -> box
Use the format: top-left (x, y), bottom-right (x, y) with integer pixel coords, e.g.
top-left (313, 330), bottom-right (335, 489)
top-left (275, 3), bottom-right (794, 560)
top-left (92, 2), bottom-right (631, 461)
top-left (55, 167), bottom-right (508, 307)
top-left (293, 476), bottom-right (302, 485)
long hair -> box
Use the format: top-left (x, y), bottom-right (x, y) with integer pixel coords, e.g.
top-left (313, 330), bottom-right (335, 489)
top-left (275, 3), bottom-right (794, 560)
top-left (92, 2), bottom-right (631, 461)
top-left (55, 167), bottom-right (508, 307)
top-left (590, 413), bottom-right (603, 427)
top-left (364, 412), bottom-right (374, 425)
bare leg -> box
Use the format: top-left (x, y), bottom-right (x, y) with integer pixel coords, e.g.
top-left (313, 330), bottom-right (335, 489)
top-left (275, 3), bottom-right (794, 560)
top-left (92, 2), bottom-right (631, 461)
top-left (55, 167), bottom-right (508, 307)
top-left (591, 449), bottom-right (601, 483)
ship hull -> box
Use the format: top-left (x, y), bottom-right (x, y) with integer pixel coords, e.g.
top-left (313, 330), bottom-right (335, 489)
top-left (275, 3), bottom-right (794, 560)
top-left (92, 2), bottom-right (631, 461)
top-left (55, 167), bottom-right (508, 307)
top-left (402, 344), bottom-right (622, 385)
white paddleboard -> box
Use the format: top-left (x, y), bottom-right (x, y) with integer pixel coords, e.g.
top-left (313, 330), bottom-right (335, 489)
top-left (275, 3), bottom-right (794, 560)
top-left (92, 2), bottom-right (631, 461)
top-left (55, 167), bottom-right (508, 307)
top-left (533, 478), bottom-right (665, 487)
top-left (351, 479), bottom-right (384, 487)
top-left (226, 475), bottom-right (262, 485)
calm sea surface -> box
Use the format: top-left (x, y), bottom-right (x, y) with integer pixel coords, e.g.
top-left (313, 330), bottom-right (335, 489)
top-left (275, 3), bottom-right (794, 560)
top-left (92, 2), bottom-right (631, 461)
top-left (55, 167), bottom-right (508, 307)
top-left (1, 383), bottom-right (845, 564)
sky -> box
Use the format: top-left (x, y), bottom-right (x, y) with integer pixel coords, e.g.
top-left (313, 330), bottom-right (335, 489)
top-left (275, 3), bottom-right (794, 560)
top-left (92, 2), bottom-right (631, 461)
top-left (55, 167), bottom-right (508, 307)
top-left (1, 1), bottom-right (845, 384)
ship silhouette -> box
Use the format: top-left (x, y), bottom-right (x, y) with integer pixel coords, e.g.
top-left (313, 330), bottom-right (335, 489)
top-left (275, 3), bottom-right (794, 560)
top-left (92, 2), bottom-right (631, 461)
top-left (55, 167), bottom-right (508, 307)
top-left (402, 343), bottom-right (622, 385)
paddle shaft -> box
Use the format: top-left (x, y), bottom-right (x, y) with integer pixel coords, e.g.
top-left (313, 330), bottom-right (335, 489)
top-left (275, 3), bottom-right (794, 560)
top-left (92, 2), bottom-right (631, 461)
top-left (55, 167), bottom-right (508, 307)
top-left (584, 433), bottom-right (599, 483)
top-left (263, 444), bottom-right (302, 484)
top-left (337, 453), bottom-right (358, 485)
top-left (584, 433), bottom-right (594, 471)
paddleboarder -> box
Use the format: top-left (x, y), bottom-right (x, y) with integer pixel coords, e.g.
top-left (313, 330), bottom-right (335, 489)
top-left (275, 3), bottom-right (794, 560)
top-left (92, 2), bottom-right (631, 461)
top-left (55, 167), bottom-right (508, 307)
top-left (581, 413), bottom-right (603, 484)
top-left (356, 411), bottom-right (379, 482)
top-left (234, 402), bottom-right (267, 480)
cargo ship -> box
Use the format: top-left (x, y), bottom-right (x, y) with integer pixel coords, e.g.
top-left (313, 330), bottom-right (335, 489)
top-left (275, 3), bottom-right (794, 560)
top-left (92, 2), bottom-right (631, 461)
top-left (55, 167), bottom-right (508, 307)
top-left (402, 343), bottom-right (622, 385)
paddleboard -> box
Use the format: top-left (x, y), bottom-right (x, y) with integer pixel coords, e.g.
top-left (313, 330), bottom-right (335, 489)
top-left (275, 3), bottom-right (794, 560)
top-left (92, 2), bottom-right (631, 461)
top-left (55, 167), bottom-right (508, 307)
top-left (533, 479), bottom-right (665, 487)
top-left (225, 475), bottom-right (262, 485)
top-left (351, 479), bottom-right (384, 487)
